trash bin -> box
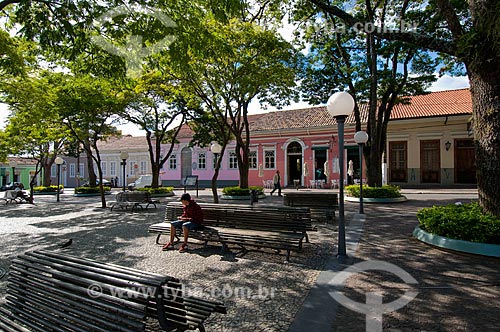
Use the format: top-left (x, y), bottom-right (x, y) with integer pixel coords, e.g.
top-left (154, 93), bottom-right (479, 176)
top-left (250, 189), bottom-right (258, 205)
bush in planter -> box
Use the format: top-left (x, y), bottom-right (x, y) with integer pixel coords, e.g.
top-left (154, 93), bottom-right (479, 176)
top-left (416, 202), bottom-right (500, 244)
top-left (33, 185), bottom-right (64, 193)
top-left (222, 186), bottom-right (264, 196)
top-left (74, 186), bottom-right (111, 194)
top-left (345, 184), bottom-right (402, 198)
top-left (136, 187), bottom-right (174, 194)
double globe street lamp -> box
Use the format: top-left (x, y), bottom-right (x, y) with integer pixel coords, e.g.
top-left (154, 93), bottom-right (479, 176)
top-left (326, 91), bottom-right (355, 260)
top-left (120, 152), bottom-right (129, 192)
top-left (354, 131), bottom-right (369, 214)
top-left (55, 156), bottom-right (64, 202)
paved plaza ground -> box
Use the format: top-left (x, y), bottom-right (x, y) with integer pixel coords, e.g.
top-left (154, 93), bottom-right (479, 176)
top-left (0, 187), bottom-right (498, 331)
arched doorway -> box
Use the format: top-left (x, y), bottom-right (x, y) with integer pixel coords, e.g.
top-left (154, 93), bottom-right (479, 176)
top-left (181, 147), bottom-right (192, 182)
top-left (287, 142), bottom-right (302, 186)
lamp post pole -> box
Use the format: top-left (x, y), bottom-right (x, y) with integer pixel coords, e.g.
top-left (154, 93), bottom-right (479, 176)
top-left (327, 92), bottom-right (355, 261)
top-left (120, 152), bottom-right (129, 192)
top-left (9, 161), bottom-right (17, 183)
top-left (354, 131), bottom-right (369, 214)
top-left (55, 157), bottom-right (64, 202)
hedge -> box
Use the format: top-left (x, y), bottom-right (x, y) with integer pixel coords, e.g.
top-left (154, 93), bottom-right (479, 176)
top-left (222, 186), bottom-right (264, 196)
top-left (417, 202), bottom-right (500, 244)
top-left (345, 184), bottom-right (402, 198)
top-left (33, 185), bottom-right (64, 193)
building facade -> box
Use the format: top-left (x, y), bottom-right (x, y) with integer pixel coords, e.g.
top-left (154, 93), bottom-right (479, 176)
top-left (30, 88), bottom-right (473, 189)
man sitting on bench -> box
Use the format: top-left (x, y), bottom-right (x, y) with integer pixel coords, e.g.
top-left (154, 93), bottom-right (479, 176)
top-left (162, 193), bottom-right (204, 253)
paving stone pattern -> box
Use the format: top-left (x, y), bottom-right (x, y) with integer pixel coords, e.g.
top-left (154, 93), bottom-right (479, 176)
top-left (0, 190), bottom-right (337, 332)
top-left (334, 192), bottom-right (500, 332)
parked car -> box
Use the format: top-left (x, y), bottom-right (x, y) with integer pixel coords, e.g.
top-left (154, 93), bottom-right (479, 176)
top-left (128, 175), bottom-right (152, 190)
top-left (80, 179), bottom-right (111, 187)
top-left (1, 182), bottom-right (24, 191)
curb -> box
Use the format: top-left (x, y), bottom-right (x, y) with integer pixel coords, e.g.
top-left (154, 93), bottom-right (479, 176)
top-left (345, 196), bottom-right (407, 203)
top-left (412, 226), bottom-right (500, 258)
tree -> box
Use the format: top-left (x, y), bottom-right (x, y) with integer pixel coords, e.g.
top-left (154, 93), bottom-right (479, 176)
top-left (1, 73), bottom-right (69, 192)
top-left (298, 0), bottom-right (436, 187)
top-left (303, 0), bottom-right (500, 217)
top-left (123, 72), bottom-right (192, 188)
top-left (166, 16), bottom-right (300, 188)
top-left (55, 74), bottom-right (126, 208)
top-left (0, 30), bottom-right (26, 78)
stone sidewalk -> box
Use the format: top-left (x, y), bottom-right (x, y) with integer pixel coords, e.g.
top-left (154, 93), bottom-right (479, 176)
top-left (291, 189), bottom-right (499, 332)
top-left (1, 188), bottom-right (497, 331)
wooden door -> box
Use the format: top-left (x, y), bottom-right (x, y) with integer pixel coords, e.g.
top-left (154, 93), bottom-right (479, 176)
top-left (455, 139), bottom-right (477, 183)
top-left (389, 141), bottom-right (407, 182)
top-left (420, 140), bottom-right (440, 183)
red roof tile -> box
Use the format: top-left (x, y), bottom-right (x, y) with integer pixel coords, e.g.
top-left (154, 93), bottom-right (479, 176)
top-left (389, 88), bottom-right (472, 119)
top-left (172, 88), bottom-right (472, 137)
top-left (97, 135), bottom-right (151, 151)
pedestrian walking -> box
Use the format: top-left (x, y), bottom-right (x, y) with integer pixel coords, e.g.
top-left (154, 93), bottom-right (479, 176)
top-left (270, 170), bottom-right (282, 196)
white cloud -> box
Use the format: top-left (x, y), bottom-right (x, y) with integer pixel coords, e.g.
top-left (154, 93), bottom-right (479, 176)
top-left (429, 75), bottom-right (469, 92)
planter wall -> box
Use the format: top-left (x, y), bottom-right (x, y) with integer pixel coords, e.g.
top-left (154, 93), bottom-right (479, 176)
top-left (345, 196), bottom-right (407, 203)
top-left (413, 226), bottom-right (500, 258)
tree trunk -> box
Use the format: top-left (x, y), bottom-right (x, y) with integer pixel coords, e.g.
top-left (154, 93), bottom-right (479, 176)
top-left (151, 163), bottom-right (160, 188)
top-left (468, 70), bottom-right (500, 217)
top-left (42, 163), bottom-right (52, 187)
top-left (365, 146), bottom-right (383, 187)
top-left (85, 148), bottom-right (96, 185)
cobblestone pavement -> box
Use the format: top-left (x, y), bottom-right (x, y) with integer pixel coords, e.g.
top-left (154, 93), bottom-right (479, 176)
top-left (334, 191), bottom-right (500, 332)
top-left (1, 188), bottom-right (497, 332)
top-left (0, 189), bottom-right (339, 332)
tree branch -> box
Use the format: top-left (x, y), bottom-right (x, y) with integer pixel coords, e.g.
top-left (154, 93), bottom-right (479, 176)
top-left (435, 0), bottom-right (464, 41)
top-left (308, 0), bottom-right (458, 56)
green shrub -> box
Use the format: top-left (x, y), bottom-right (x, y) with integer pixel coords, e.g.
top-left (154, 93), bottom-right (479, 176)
top-left (74, 186), bottom-right (111, 194)
top-left (345, 185), bottom-right (402, 198)
top-left (33, 185), bottom-right (64, 192)
top-left (417, 202), bottom-right (500, 244)
top-left (222, 186), bottom-right (264, 196)
top-left (136, 186), bottom-right (174, 194)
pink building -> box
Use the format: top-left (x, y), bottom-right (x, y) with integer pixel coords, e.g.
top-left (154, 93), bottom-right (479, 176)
top-left (164, 107), bottom-right (362, 188)
top-left (161, 89), bottom-right (474, 188)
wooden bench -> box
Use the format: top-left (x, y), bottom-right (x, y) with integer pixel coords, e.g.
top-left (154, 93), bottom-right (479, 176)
top-left (149, 203), bottom-right (315, 262)
top-left (283, 192), bottom-right (339, 223)
top-left (110, 191), bottom-right (159, 211)
top-left (0, 250), bottom-right (226, 332)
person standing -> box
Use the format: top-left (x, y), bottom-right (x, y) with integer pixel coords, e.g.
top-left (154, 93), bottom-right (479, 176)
top-left (270, 170), bottom-right (282, 196)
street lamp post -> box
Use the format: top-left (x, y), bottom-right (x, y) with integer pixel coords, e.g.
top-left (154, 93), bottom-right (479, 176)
top-left (8, 160), bottom-right (17, 183)
top-left (120, 152), bottom-right (129, 192)
top-left (327, 91), bottom-right (355, 260)
top-left (55, 157), bottom-right (64, 202)
top-left (210, 143), bottom-right (222, 203)
top-left (354, 131), bottom-right (369, 214)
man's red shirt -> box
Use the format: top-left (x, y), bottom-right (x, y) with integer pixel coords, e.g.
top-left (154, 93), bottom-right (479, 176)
top-left (182, 200), bottom-right (204, 224)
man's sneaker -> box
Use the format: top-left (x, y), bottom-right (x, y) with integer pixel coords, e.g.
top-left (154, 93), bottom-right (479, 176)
top-left (162, 242), bottom-right (175, 251)
top-left (179, 243), bottom-right (188, 253)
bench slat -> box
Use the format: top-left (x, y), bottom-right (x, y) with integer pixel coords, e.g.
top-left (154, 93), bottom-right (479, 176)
top-left (1, 250), bottom-right (226, 332)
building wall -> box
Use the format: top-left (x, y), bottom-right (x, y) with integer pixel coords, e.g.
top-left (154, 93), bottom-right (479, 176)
top-left (386, 115), bottom-right (474, 187)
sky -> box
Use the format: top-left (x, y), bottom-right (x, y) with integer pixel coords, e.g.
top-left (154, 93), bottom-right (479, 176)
top-left (0, 74), bottom-right (470, 136)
